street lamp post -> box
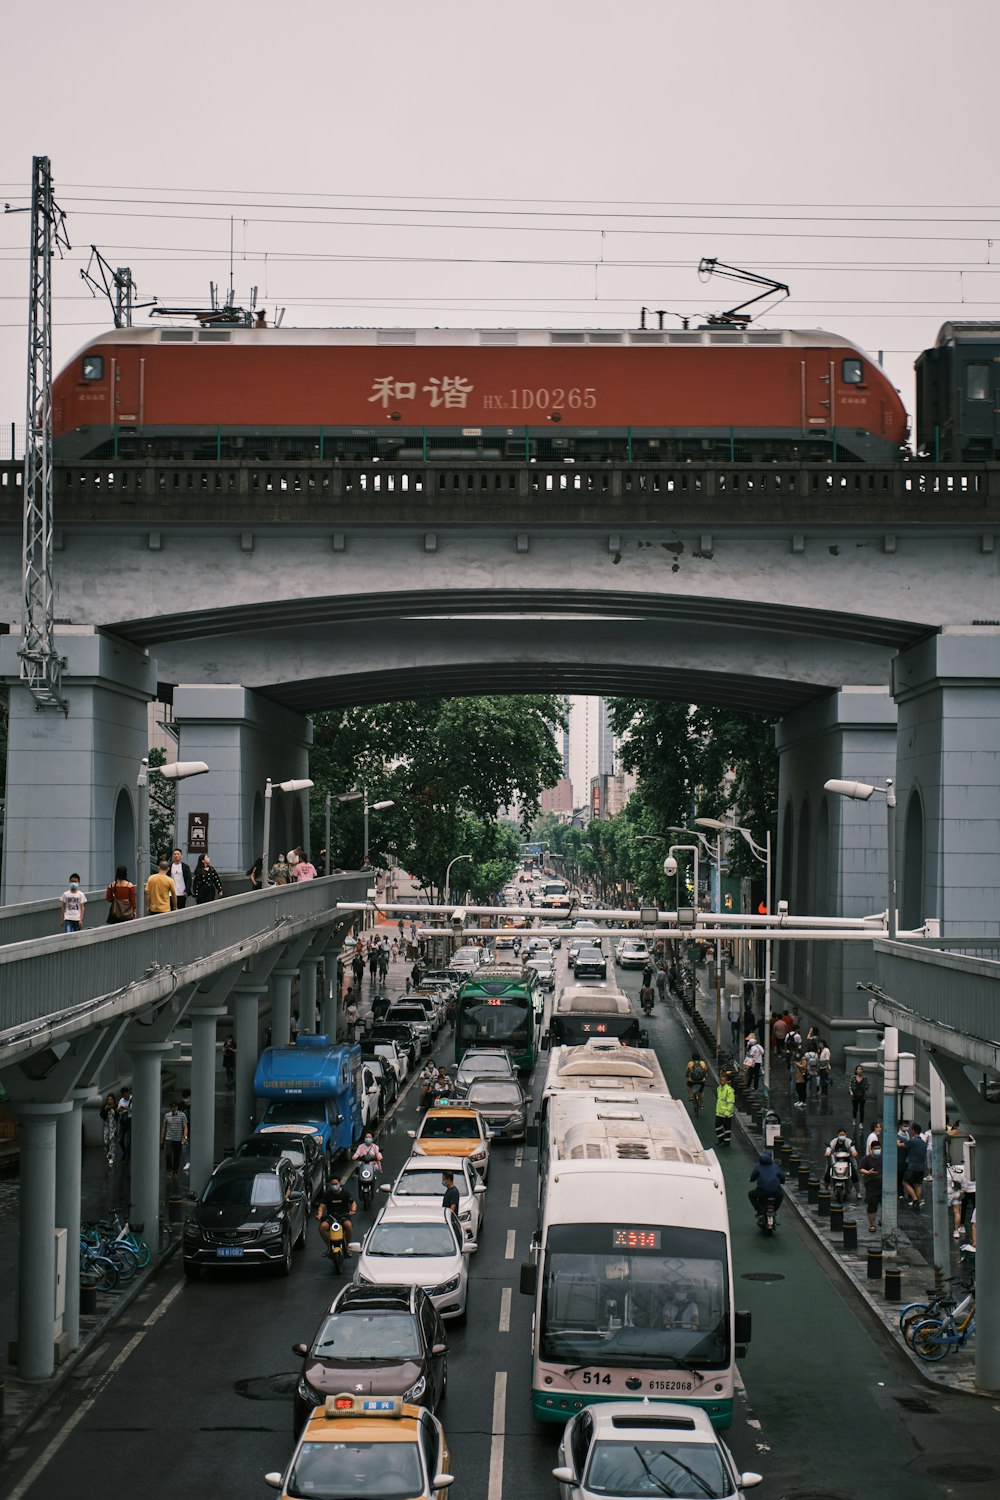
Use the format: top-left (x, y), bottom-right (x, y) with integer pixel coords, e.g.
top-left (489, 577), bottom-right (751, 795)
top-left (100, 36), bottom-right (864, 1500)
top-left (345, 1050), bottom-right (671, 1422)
top-left (445, 853), bottom-right (473, 906)
top-left (824, 776), bottom-right (898, 1252)
top-left (262, 778), bottom-right (314, 887)
top-left (698, 817), bottom-right (773, 1096)
top-left (135, 758), bottom-right (209, 917)
top-left (336, 786), bottom-right (395, 866)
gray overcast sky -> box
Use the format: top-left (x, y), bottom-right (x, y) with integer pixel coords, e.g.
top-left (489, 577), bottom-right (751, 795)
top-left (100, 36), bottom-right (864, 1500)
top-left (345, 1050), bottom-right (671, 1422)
top-left (2, 0), bottom-right (1000, 434)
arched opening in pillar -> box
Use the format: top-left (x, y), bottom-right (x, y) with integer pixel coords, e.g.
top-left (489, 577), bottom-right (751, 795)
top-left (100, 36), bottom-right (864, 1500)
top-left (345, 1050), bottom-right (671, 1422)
top-left (778, 799), bottom-right (794, 985)
top-left (113, 786), bottom-right (136, 877)
top-left (793, 801), bottom-right (811, 995)
top-left (902, 788), bottom-right (926, 931)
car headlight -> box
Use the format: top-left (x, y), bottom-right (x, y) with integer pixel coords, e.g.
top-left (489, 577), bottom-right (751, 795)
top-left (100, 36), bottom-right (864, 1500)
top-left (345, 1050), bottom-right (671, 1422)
top-left (432, 1275), bottom-right (461, 1296)
top-left (354, 1272), bottom-right (374, 1285)
top-left (260, 1220), bottom-right (283, 1236)
top-left (183, 1222), bottom-right (201, 1239)
top-left (297, 1375), bottom-right (322, 1405)
top-left (458, 1209), bottom-right (472, 1222)
top-left (403, 1374), bottom-right (427, 1402)
top-left (471, 1146), bottom-right (487, 1160)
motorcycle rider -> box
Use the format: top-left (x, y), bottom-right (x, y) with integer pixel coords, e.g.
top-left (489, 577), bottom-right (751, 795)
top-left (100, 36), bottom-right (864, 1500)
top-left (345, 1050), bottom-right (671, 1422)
top-left (418, 1060), bottom-right (438, 1110)
top-left (685, 1052), bottom-right (707, 1107)
top-left (824, 1127), bottom-right (859, 1191)
top-left (317, 1173), bottom-right (356, 1260)
top-left (749, 1151), bottom-right (786, 1217)
top-left (638, 978), bottom-right (655, 1015)
top-left (353, 1132), bottom-right (383, 1173)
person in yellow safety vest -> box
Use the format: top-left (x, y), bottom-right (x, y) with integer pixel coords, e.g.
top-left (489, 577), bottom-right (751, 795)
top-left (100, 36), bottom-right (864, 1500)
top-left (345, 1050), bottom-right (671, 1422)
top-left (715, 1071), bottom-right (736, 1148)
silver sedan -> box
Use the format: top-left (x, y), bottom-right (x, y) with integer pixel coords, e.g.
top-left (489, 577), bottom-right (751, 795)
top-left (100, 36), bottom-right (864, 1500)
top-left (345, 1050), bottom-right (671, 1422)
top-left (554, 1401), bottom-right (762, 1498)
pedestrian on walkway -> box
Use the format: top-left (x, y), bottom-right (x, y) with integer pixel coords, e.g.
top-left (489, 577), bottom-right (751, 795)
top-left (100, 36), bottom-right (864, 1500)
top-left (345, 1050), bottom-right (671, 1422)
top-left (269, 853), bottom-right (291, 885)
top-left (345, 997), bottom-right (359, 1041)
top-left (223, 1035), bottom-right (236, 1089)
top-left (191, 852), bottom-right (224, 904)
top-left (105, 865), bottom-right (136, 923)
top-left (170, 849), bottom-right (193, 909)
top-left (849, 1065), bottom-right (869, 1125)
top-left (864, 1121), bottom-right (883, 1155)
top-left (728, 994), bottom-right (742, 1055)
top-left (368, 947), bottom-right (379, 984)
top-left (902, 1122), bottom-right (927, 1209)
top-left (290, 848), bottom-right (317, 881)
top-left (160, 1100), bottom-right (188, 1183)
top-left (793, 1049), bottom-right (810, 1108)
top-left (351, 949), bottom-right (366, 988)
top-left (860, 1139), bottom-right (882, 1232)
top-left (291, 1010), bottom-right (300, 1042)
top-left (246, 855), bottom-right (264, 889)
top-left (145, 859), bottom-right (177, 914)
top-left (377, 948), bottom-right (389, 984)
top-left (743, 1034), bottom-right (764, 1091)
top-left (771, 1014), bottom-right (787, 1056)
top-left (817, 1039), bottom-right (832, 1097)
top-left (714, 1071), bottom-right (736, 1147)
top-left (100, 1091), bottom-right (119, 1166)
top-left (117, 1086), bottom-right (133, 1159)
top-left (60, 874), bottom-right (87, 933)
top-left (743, 1001), bottom-right (756, 1040)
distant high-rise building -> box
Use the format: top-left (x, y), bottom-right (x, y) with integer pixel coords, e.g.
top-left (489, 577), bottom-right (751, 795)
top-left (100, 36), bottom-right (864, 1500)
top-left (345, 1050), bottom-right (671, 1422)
top-left (597, 698), bottom-right (615, 777)
top-left (561, 722), bottom-right (571, 779)
top-left (540, 778), bottom-right (574, 814)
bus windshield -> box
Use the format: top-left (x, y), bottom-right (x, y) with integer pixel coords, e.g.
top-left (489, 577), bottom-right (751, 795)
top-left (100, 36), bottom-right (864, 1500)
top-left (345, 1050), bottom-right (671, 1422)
top-left (540, 1223), bottom-right (729, 1370)
top-left (457, 998), bottom-right (529, 1050)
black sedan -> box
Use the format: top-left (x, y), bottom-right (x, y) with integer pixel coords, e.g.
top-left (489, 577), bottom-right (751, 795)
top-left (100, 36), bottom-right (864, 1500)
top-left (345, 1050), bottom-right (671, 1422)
top-left (369, 1021), bottom-right (420, 1066)
top-left (231, 1130), bottom-right (327, 1207)
top-left (183, 1158), bottom-right (307, 1278)
top-left (292, 1282), bottom-right (447, 1433)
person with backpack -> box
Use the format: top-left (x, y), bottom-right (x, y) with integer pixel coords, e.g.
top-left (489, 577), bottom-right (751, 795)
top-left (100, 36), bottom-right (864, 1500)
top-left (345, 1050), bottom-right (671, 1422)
top-left (686, 1052), bottom-right (707, 1113)
top-left (105, 865), bottom-right (136, 923)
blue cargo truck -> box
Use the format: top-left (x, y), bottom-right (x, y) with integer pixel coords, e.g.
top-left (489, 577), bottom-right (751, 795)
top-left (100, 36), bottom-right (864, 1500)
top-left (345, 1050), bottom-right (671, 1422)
top-left (253, 1036), bottom-right (364, 1160)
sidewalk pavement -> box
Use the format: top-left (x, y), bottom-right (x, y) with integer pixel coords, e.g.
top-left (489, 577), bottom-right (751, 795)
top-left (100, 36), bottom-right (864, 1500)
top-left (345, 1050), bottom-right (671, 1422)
top-left (677, 972), bottom-right (979, 1396)
top-left (0, 933), bottom-right (417, 1454)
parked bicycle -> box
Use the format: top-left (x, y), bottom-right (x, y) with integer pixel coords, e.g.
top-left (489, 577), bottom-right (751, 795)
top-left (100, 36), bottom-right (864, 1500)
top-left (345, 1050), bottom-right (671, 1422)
top-left (911, 1293), bottom-right (976, 1361)
top-left (899, 1275), bottom-right (970, 1349)
top-left (79, 1238), bottom-right (119, 1292)
top-left (81, 1221), bottom-right (141, 1281)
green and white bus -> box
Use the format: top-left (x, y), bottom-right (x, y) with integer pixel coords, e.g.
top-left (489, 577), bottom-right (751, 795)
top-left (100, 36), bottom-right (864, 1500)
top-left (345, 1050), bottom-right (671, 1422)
top-left (454, 964), bottom-right (538, 1074)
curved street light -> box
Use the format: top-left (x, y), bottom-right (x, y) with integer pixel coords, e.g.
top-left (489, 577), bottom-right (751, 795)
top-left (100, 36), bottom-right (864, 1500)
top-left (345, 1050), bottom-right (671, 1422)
top-left (336, 785), bottom-right (395, 865)
top-left (445, 853), bottom-right (473, 906)
top-left (135, 758), bottom-right (210, 917)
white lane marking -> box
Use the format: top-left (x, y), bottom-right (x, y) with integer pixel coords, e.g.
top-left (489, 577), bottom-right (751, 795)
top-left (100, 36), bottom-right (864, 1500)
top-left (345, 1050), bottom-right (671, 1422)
top-left (498, 1286), bottom-right (512, 1333)
top-left (505, 1229), bottom-right (516, 1259)
top-left (509, 1183), bottom-right (520, 1209)
top-left (734, 1365), bottom-right (769, 1449)
top-left (514, 1147), bottom-right (524, 1168)
top-left (487, 1371), bottom-right (507, 1500)
top-left (7, 1277), bottom-right (182, 1500)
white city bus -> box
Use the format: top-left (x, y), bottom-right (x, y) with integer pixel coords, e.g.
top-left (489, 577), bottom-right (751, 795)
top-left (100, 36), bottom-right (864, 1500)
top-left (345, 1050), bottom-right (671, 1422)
top-left (544, 984), bottom-right (648, 1050)
top-left (521, 1105), bottom-right (749, 1429)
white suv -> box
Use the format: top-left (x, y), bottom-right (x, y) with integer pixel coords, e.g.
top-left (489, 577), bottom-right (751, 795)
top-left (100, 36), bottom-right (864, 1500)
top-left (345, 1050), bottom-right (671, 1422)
top-left (380, 1154), bottom-right (486, 1244)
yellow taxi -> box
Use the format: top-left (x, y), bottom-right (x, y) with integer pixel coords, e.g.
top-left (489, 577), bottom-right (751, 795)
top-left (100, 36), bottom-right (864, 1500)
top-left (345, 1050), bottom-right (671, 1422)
top-left (407, 1102), bottom-right (490, 1180)
top-left (265, 1392), bottom-right (454, 1498)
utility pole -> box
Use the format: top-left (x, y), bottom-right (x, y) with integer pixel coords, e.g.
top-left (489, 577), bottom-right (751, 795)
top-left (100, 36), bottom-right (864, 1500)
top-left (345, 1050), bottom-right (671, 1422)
top-left (18, 156), bottom-right (70, 711)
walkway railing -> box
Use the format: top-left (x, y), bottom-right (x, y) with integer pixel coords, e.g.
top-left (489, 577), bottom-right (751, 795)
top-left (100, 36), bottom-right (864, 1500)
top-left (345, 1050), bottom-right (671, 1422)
top-left (0, 873), bottom-right (368, 1059)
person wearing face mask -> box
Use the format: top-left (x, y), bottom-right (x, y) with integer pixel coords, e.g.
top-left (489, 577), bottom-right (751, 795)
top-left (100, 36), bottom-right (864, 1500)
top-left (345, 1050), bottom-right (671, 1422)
top-left (824, 1127), bottom-right (859, 1187)
top-left (859, 1136), bottom-right (883, 1232)
top-left (60, 873), bottom-right (87, 933)
top-left (353, 1132), bottom-right (383, 1171)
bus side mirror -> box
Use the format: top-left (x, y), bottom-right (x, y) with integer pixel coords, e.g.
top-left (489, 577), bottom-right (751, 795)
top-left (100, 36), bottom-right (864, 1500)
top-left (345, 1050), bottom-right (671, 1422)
top-left (524, 1124), bottom-right (539, 1148)
top-left (639, 1029), bottom-right (650, 1048)
top-left (540, 1032), bottom-right (551, 1052)
top-left (520, 1262), bottom-right (537, 1296)
top-left (735, 1309), bottom-right (752, 1346)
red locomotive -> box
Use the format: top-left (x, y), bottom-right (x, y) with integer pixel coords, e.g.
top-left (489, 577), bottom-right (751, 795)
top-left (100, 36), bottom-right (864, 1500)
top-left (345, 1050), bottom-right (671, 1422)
top-left (52, 324), bottom-right (907, 464)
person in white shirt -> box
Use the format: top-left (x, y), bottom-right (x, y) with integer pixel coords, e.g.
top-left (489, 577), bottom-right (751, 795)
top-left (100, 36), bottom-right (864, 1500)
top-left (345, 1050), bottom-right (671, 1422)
top-left (60, 875), bottom-right (87, 933)
top-left (170, 849), bottom-right (193, 909)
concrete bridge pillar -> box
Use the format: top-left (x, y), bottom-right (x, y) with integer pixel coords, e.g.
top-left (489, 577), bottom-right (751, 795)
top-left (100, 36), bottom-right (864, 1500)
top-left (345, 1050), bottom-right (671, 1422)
top-left (10, 1101), bottom-right (73, 1379)
top-left (0, 628), bottom-right (156, 904)
top-left (55, 1095), bottom-right (86, 1355)
top-left (189, 1006), bottom-right (226, 1198)
top-left (171, 685), bottom-right (313, 883)
top-left (775, 687), bottom-right (898, 1041)
top-left (270, 968), bottom-right (295, 1048)
top-left (298, 958), bottom-right (322, 1035)
top-left (233, 984), bottom-right (267, 1145)
top-left (892, 627), bottom-right (1000, 937)
top-left (126, 1041), bottom-right (173, 1262)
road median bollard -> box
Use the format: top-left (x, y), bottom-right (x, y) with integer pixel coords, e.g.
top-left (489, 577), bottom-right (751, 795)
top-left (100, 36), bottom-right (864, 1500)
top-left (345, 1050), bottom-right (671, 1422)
top-left (80, 1284), bottom-right (99, 1316)
top-left (884, 1266), bottom-right (902, 1302)
top-left (807, 1175), bottom-right (819, 1204)
top-left (797, 1164), bottom-right (811, 1192)
top-left (817, 1188), bottom-right (831, 1219)
top-left (843, 1220), bottom-right (858, 1251)
top-left (829, 1202), bottom-right (844, 1236)
top-left (867, 1246), bottom-right (883, 1281)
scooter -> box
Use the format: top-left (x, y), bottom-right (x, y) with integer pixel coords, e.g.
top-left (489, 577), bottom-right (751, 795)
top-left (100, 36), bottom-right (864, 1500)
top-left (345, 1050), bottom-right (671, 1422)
top-left (828, 1150), bottom-right (856, 1205)
top-left (640, 990), bottom-right (654, 1017)
top-left (754, 1195), bottom-right (780, 1235)
top-left (357, 1160), bottom-right (379, 1211)
top-left (322, 1217), bottom-right (347, 1274)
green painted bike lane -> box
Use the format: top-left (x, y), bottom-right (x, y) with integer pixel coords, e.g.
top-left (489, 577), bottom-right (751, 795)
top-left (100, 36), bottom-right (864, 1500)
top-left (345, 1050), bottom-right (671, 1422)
top-left (652, 1006), bottom-right (949, 1499)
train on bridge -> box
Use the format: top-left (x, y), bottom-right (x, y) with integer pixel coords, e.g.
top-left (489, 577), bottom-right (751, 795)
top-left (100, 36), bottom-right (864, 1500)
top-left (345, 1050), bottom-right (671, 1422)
top-left (50, 318), bottom-right (996, 467)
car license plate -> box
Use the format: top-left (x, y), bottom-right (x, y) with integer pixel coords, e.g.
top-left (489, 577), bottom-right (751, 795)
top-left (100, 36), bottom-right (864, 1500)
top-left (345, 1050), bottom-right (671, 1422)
top-left (216, 1246), bottom-right (244, 1258)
